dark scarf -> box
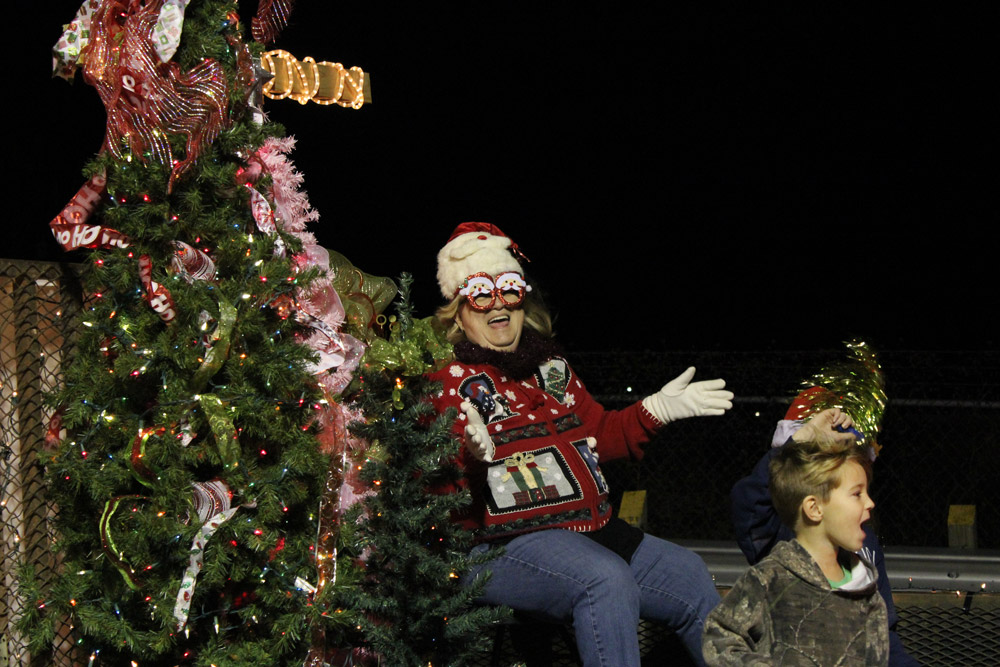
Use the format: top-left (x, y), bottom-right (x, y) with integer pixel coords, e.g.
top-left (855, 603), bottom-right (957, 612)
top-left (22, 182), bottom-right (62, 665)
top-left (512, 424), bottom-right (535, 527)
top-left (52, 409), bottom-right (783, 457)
top-left (453, 330), bottom-right (563, 380)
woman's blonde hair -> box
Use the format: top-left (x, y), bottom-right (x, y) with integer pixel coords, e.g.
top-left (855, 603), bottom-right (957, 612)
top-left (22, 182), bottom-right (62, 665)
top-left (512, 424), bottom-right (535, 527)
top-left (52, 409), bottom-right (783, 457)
top-left (435, 291), bottom-right (554, 345)
top-left (769, 438), bottom-right (872, 530)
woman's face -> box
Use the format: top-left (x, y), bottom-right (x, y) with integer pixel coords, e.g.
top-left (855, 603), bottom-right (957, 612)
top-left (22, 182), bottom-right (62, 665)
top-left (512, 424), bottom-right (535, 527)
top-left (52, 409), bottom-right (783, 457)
top-left (458, 301), bottom-right (525, 352)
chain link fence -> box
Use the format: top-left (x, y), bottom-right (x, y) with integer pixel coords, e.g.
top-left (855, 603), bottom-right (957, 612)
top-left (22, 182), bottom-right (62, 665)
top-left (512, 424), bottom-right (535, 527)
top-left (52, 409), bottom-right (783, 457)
top-left (569, 348), bottom-right (999, 551)
top-left (1, 259), bottom-right (82, 666)
top-left (2, 258), bottom-right (997, 665)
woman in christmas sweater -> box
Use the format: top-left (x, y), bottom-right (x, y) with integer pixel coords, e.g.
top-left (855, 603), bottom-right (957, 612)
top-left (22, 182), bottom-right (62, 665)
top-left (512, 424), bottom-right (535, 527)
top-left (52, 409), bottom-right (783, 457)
top-left (427, 223), bottom-right (734, 667)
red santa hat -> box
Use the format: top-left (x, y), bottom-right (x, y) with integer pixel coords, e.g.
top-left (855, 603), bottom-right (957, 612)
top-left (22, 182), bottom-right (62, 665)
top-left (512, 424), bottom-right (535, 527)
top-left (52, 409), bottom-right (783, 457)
top-left (436, 222), bottom-right (528, 300)
top-left (783, 386), bottom-right (837, 420)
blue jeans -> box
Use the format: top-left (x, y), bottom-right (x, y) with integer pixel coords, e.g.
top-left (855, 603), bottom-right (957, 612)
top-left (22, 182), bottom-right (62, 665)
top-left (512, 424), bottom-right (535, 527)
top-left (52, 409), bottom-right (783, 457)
top-left (465, 530), bottom-right (719, 667)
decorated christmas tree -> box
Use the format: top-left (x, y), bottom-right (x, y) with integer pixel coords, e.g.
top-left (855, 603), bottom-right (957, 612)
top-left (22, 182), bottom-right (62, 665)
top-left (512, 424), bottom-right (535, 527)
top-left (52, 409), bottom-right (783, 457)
top-left (19, 1), bottom-right (373, 665)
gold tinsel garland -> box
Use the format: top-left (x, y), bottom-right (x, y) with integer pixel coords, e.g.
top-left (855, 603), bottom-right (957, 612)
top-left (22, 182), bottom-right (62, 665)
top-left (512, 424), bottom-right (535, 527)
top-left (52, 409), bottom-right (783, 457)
top-left (791, 339), bottom-right (888, 453)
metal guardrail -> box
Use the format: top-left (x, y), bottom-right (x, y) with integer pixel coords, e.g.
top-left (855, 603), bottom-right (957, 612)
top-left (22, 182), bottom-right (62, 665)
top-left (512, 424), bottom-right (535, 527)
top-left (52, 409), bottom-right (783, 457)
top-left (679, 539), bottom-right (1000, 593)
top-left (886, 546), bottom-right (1000, 593)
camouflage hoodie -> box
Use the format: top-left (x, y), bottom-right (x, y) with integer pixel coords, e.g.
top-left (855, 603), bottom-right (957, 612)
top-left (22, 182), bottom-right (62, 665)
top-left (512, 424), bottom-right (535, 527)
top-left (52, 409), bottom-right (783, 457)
top-left (702, 539), bottom-right (888, 666)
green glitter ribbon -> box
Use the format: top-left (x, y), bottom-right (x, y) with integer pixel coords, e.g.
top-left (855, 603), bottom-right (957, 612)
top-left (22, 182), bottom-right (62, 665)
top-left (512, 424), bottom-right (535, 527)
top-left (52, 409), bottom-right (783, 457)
top-left (191, 296), bottom-right (236, 392)
top-left (326, 250), bottom-right (396, 343)
top-left (199, 394), bottom-right (240, 469)
top-left (99, 495), bottom-right (150, 590)
top-left (364, 316), bottom-right (453, 377)
top-left (129, 426), bottom-right (165, 488)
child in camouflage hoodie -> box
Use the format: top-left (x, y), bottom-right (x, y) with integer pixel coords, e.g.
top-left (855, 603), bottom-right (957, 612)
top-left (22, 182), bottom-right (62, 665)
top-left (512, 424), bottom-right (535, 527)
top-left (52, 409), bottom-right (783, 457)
top-left (702, 409), bottom-right (888, 665)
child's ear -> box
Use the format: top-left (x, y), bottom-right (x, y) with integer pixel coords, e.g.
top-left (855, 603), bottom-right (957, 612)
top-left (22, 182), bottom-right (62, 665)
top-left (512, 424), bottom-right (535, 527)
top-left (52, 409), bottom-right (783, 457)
top-left (801, 495), bottom-right (823, 523)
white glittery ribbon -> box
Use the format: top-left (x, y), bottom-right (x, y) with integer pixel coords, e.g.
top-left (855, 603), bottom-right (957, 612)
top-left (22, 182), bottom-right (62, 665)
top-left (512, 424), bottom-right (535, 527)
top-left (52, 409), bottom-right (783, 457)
top-left (152, 0), bottom-right (192, 63)
top-left (53, 0), bottom-right (192, 79)
top-left (246, 184), bottom-right (286, 257)
top-left (173, 481), bottom-right (240, 630)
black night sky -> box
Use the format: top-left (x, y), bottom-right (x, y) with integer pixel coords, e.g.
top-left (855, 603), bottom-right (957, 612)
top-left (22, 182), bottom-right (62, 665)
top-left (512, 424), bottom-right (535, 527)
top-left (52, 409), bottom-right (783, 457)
top-left (15, 3), bottom-right (994, 352)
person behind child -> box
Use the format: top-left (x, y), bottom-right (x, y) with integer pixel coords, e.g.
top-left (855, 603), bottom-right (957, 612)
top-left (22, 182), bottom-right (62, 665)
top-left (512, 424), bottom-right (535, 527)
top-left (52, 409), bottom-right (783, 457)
top-left (702, 408), bottom-right (889, 665)
top-left (428, 222), bottom-right (734, 667)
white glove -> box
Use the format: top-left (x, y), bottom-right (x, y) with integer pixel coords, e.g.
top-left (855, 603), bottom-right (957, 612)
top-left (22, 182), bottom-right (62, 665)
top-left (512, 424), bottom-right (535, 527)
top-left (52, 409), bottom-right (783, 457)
top-left (460, 401), bottom-right (496, 462)
top-left (642, 366), bottom-right (734, 423)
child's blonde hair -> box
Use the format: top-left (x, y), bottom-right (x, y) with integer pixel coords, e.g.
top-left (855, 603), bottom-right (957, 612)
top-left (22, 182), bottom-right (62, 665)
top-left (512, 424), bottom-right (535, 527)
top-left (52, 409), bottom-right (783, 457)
top-left (769, 438), bottom-right (871, 530)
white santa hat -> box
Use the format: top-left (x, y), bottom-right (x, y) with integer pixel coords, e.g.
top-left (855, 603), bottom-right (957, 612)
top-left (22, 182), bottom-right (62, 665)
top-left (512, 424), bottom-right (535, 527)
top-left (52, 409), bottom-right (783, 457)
top-left (436, 222), bottom-right (528, 300)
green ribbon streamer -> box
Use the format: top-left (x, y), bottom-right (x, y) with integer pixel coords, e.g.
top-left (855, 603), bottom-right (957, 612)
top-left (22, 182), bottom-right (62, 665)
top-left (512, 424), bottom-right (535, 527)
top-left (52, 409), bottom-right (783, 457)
top-left (191, 296), bottom-right (237, 392)
top-left (128, 427), bottom-right (164, 488)
top-left (199, 394), bottom-right (240, 469)
top-left (99, 495), bottom-right (149, 590)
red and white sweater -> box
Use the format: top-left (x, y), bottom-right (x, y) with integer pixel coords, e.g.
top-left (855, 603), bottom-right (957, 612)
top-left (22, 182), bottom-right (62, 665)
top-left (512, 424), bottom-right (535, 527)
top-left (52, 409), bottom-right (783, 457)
top-left (428, 352), bottom-right (660, 541)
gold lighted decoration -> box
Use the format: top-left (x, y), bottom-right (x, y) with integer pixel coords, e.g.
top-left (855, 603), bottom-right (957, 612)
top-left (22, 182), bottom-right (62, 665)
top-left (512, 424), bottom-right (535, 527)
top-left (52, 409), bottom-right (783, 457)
top-left (260, 49), bottom-right (370, 107)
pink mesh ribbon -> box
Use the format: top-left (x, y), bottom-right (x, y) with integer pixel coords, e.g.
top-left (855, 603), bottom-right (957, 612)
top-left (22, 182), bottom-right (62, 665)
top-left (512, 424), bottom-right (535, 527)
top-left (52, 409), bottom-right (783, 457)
top-left (294, 246), bottom-right (365, 394)
top-left (243, 138), bottom-right (367, 393)
top-left (303, 400), bottom-right (373, 666)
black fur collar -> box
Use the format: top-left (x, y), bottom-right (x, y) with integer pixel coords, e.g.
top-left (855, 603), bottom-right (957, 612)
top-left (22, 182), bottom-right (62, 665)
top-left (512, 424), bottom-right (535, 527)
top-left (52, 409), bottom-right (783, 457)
top-left (453, 330), bottom-right (563, 380)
